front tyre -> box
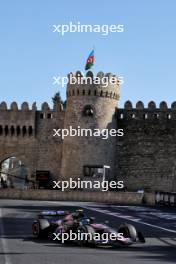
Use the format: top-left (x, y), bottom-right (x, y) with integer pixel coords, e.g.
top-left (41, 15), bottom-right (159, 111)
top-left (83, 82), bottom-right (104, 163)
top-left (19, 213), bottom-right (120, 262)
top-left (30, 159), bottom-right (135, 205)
top-left (118, 223), bottom-right (137, 242)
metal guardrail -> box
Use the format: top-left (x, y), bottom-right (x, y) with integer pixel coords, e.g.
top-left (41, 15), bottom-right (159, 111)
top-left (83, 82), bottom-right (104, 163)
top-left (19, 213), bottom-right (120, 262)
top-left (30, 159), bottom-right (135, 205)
top-left (155, 191), bottom-right (176, 206)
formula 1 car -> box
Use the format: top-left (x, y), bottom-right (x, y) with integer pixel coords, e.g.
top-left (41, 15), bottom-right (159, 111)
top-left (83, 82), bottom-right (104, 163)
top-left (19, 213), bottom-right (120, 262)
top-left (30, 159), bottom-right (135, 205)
top-left (32, 209), bottom-right (145, 247)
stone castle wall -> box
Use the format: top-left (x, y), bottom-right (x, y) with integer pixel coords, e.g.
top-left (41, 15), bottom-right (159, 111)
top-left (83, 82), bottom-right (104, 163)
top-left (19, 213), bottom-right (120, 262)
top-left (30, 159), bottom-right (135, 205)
top-left (116, 100), bottom-right (176, 192)
top-left (0, 101), bottom-right (64, 181)
top-left (0, 71), bottom-right (176, 192)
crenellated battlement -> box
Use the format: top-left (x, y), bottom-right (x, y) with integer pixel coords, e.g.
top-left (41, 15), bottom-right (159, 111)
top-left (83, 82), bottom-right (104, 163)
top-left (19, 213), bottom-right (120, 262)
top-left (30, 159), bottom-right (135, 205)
top-left (0, 100), bottom-right (65, 139)
top-left (0, 101), bottom-right (64, 112)
top-left (0, 101), bottom-right (37, 111)
top-left (117, 100), bottom-right (176, 120)
top-left (66, 70), bottom-right (120, 101)
top-left (2, 99), bottom-right (176, 120)
top-left (67, 70), bottom-right (120, 83)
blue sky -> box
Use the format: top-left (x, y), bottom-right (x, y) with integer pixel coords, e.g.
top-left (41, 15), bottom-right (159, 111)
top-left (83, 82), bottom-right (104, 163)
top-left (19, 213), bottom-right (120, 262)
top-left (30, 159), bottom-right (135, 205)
top-left (0, 0), bottom-right (176, 108)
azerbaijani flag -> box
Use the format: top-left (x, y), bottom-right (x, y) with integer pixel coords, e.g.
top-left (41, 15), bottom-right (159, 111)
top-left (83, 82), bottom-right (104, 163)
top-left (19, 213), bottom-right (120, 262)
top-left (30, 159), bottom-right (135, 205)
top-left (85, 49), bottom-right (94, 70)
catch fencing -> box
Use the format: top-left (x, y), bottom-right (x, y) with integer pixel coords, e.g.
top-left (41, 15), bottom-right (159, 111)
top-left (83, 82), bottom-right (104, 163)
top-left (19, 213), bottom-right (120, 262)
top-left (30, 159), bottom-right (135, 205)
top-left (155, 191), bottom-right (176, 206)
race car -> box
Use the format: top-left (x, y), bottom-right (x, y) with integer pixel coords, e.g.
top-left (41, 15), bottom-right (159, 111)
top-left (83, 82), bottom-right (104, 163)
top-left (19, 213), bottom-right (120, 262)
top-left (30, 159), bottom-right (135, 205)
top-left (32, 209), bottom-right (145, 247)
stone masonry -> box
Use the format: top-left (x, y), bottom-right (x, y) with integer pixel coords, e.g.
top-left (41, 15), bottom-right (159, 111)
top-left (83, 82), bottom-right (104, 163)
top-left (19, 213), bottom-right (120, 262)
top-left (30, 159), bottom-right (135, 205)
top-left (0, 71), bottom-right (175, 192)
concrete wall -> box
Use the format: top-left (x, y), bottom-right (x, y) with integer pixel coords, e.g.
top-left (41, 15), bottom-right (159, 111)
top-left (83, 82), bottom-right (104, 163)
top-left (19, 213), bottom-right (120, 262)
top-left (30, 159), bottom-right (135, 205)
top-left (0, 190), bottom-right (144, 204)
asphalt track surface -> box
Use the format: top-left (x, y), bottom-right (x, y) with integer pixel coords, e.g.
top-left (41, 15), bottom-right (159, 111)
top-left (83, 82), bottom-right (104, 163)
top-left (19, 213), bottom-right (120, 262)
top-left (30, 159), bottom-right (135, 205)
top-left (0, 200), bottom-right (176, 264)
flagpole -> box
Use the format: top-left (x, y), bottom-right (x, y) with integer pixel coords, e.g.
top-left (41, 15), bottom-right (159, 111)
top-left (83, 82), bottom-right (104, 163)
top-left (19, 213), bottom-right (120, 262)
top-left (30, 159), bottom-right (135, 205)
top-left (92, 45), bottom-right (95, 73)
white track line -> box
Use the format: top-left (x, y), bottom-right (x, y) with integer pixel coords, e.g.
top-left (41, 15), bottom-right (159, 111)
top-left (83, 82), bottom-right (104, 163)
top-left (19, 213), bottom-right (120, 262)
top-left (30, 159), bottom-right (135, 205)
top-left (38, 201), bottom-right (176, 233)
top-left (0, 209), bottom-right (12, 264)
top-left (19, 200), bottom-right (176, 234)
top-left (82, 206), bottom-right (176, 234)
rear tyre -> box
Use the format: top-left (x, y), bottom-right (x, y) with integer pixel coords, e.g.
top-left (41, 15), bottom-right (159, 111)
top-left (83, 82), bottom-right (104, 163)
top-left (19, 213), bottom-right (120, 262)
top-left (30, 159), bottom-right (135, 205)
top-left (32, 220), bottom-right (50, 239)
top-left (32, 221), bottom-right (40, 237)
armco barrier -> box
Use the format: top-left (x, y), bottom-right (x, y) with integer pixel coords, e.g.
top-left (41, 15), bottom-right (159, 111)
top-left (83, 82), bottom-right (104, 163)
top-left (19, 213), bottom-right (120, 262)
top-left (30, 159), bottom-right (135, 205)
top-left (155, 191), bottom-right (176, 206)
top-left (0, 189), bottom-right (145, 204)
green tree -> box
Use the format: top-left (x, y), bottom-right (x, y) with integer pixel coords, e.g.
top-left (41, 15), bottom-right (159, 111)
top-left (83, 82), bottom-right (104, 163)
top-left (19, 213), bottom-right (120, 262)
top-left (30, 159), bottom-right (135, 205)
top-left (52, 92), bottom-right (67, 109)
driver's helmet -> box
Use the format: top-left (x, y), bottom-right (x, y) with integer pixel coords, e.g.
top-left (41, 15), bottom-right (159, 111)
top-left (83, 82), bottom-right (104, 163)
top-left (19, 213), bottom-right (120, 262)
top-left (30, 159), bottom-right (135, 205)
top-left (73, 209), bottom-right (85, 219)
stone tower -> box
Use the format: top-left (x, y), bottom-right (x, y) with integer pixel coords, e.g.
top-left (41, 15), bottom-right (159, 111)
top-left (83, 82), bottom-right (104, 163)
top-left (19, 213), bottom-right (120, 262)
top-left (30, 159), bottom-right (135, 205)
top-left (60, 70), bottom-right (120, 181)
